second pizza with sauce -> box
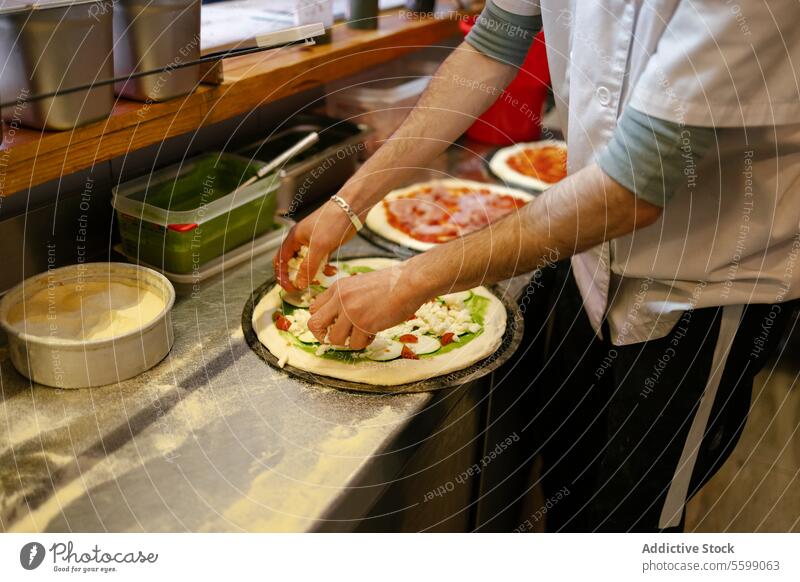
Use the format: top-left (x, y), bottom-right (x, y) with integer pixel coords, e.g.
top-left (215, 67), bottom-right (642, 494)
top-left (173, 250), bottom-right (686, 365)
top-left (365, 179), bottom-right (533, 251)
top-left (490, 140), bottom-right (568, 191)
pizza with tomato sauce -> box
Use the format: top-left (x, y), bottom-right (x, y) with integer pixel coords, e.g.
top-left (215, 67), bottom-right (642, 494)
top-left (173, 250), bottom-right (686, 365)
top-left (365, 179), bottom-right (533, 252)
top-left (490, 140), bottom-right (568, 191)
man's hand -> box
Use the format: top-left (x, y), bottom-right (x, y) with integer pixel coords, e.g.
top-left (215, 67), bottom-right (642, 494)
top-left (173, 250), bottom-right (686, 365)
top-left (307, 265), bottom-right (430, 349)
top-left (274, 201), bottom-right (355, 292)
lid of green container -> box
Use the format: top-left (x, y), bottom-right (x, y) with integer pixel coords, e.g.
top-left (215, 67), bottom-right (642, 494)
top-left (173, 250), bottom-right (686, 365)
top-left (111, 152), bottom-right (280, 228)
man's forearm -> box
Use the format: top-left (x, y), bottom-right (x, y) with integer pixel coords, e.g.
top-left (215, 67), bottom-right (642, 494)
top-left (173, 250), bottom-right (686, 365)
top-left (340, 42), bottom-right (518, 217)
top-left (405, 164), bottom-right (664, 299)
top-left (305, 164), bottom-right (663, 345)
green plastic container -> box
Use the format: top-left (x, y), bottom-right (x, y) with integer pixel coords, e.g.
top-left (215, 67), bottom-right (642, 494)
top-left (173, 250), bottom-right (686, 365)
top-left (112, 153), bottom-right (279, 274)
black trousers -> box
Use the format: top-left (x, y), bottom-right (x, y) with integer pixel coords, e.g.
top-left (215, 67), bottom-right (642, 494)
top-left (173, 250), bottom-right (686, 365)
top-left (520, 264), bottom-right (796, 532)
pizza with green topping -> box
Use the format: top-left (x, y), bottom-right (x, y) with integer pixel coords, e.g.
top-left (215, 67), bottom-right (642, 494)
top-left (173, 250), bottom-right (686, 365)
top-left (251, 257), bottom-right (507, 386)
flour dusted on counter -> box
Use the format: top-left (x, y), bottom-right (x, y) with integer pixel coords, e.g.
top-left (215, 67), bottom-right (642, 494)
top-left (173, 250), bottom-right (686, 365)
top-left (7, 280), bottom-right (165, 341)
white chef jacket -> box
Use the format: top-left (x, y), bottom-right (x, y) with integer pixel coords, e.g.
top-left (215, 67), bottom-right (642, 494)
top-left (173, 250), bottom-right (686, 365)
top-left (499, 0), bottom-right (800, 346)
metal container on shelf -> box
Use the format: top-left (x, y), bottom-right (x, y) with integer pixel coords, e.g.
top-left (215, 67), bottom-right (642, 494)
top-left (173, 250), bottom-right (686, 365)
top-left (0, 0), bottom-right (114, 130)
top-left (237, 114), bottom-right (371, 214)
top-left (0, 263), bottom-right (175, 389)
top-left (113, 0), bottom-right (201, 102)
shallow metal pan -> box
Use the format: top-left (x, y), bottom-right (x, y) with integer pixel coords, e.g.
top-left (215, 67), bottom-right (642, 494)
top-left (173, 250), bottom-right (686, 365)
top-left (357, 224), bottom-right (420, 258)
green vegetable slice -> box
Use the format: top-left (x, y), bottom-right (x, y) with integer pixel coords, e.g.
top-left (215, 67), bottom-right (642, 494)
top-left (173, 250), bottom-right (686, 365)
top-left (406, 334), bottom-right (441, 355)
top-left (365, 338), bottom-right (403, 361)
top-left (296, 330), bottom-right (318, 344)
top-left (344, 265), bottom-right (374, 274)
top-left (439, 290), bottom-right (473, 304)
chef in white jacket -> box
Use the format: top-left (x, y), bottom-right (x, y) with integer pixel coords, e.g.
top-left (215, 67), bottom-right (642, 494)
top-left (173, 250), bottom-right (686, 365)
top-left (277, 1), bottom-right (800, 531)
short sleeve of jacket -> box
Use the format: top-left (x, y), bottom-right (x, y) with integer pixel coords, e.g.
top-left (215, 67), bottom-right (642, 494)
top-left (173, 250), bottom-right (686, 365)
top-left (492, 0), bottom-right (540, 16)
top-left (629, 0), bottom-right (800, 127)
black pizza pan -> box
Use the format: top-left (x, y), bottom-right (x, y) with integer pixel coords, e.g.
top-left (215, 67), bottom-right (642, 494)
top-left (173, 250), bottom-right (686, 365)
top-left (356, 226), bottom-right (420, 258)
top-left (484, 162), bottom-right (544, 195)
top-left (241, 254), bottom-right (525, 394)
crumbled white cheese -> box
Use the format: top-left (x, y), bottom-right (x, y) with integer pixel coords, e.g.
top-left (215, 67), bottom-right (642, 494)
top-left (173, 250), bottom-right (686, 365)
top-left (416, 300), bottom-right (479, 336)
top-left (285, 312), bottom-right (351, 354)
top-left (377, 298), bottom-right (480, 340)
top-left (286, 309), bottom-right (311, 335)
top-left (442, 297), bottom-right (465, 309)
top-left (287, 246), bottom-right (308, 286)
top-left (287, 245), bottom-right (327, 286)
top-left (299, 288), bottom-right (316, 305)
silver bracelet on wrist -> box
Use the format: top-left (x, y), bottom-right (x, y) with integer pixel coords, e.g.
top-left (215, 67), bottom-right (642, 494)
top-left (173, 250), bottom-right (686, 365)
top-left (330, 194), bottom-right (364, 232)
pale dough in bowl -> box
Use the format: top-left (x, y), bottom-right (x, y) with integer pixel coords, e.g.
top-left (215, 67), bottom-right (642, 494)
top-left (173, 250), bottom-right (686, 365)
top-left (6, 280), bottom-right (165, 341)
top-left (252, 258), bottom-right (507, 386)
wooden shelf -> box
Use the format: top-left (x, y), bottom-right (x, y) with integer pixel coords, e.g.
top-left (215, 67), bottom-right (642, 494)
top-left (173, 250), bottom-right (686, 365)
top-left (0, 9), bottom-right (464, 198)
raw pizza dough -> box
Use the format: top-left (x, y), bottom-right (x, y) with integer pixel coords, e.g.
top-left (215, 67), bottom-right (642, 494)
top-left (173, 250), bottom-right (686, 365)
top-left (489, 140), bottom-right (568, 191)
top-left (365, 179), bottom-right (533, 252)
top-left (6, 280), bottom-right (165, 341)
top-left (252, 257), bottom-right (507, 386)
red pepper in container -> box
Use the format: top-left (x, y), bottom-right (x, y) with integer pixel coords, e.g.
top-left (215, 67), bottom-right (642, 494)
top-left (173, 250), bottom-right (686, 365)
top-left (459, 17), bottom-right (551, 145)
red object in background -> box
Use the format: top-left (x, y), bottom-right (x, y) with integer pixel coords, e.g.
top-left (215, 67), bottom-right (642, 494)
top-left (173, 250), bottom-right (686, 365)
top-left (459, 17), bottom-right (551, 145)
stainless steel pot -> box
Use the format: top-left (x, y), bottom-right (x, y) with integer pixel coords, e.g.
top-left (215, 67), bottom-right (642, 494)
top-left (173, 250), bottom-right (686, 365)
top-left (0, 0), bottom-right (114, 130)
top-left (0, 262), bottom-right (175, 389)
top-left (113, 0), bottom-right (201, 102)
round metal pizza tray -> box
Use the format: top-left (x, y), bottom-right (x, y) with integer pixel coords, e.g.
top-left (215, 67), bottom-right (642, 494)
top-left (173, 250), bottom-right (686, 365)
top-left (356, 226), bottom-right (420, 258)
top-left (241, 254), bottom-right (525, 394)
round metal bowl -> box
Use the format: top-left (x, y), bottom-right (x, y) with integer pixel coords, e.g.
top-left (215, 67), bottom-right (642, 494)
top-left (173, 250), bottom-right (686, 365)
top-left (242, 254), bottom-right (525, 394)
top-left (0, 262), bottom-right (175, 389)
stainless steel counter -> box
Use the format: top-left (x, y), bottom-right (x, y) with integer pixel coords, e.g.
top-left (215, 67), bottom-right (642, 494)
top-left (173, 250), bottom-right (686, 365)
top-left (0, 142), bottom-right (534, 533)
top-left (0, 234), bottom-right (438, 532)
